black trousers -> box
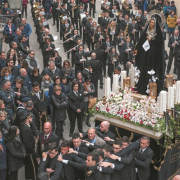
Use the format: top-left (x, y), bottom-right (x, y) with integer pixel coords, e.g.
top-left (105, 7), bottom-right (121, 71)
top-left (52, 12), bottom-right (56, 24)
top-left (167, 51), bottom-right (176, 74)
top-left (55, 121), bottom-right (64, 139)
top-left (24, 154), bottom-right (38, 180)
top-left (69, 109), bottom-right (83, 133)
top-left (56, 17), bottom-right (60, 31)
top-left (7, 171), bottom-right (17, 180)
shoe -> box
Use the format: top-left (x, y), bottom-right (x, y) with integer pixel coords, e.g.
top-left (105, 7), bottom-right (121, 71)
top-left (69, 133), bottom-right (73, 137)
top-left (60, 37), bottom-right (62, 40)
top-left (60, 137), bottom-right (65, 140)
top-left (100, 84), bottom-right (103, 89)
top-left (57, 30), bottom-right (59, 32)
top-left (63, 121), bottom-right (66, 126)
top-left (86, 120), bottom-right (91, 127)
top-left (53, 23), bottom-right (55, 25)
top-left (79, 130), bottom-right (84, 133)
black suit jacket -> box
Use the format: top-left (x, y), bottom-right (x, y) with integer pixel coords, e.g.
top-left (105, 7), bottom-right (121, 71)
top-left (135, 147), bottom-right (154, 180)
top-left (20, 122), bottom-right (35, 155)
top-left (36, 131), bottom-right (59, 158)
top-left (68, 90), bottom-right (84, 112)
top-left (29, 90), bottom-right (47, 115)
top-left (39, 154), bottom-right (63, 180)
top-left (87, 59), bottom-right (100, 77)
top-left (91, 49), bottom-right (106, 67)
top-left (61, 153), bottom-right (84, 180)
top-left (82, 68), bottom-right (92, 79)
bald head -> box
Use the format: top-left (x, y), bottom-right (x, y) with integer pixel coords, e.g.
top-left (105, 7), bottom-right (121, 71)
top-left (20, 68), bottom-right (27, 77)
top-left (173, 175), bottom-right (180, 180)
top-left (100, 121), bottom-right (110, 133)
top-left (43, 122), bottom-right (52, 134)
top-left (91, 52), bottom-right (96, 60)
top-left (45, 28), bottom-right (49, 35)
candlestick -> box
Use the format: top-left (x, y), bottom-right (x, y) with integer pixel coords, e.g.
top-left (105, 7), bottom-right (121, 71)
top-left (112, 74), bottom-right (119, 93)
top-left (175, 81), bottom-right (180, 103)
top-left (167, 86), bottom-right (175, 108)
top-left (159, 90), bottom-right (167, 114)
top-left (121, 71), bottom-right (127, 89)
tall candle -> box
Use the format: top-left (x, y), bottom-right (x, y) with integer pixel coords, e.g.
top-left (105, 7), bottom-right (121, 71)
top-left (121, 71), bottom-right (127, 89)
top-left (130, 64), bottom-right (135, 87)
top-left (175, 81), bottom-right (180, 103)
top-left (105, 77), bottom-right (111, 97)
top-left (112, 74), bottom-right (119, 93)
top-left (159, 91), bottom-right (167, 114)
top-left (167, 86), bottom-right (175, 108)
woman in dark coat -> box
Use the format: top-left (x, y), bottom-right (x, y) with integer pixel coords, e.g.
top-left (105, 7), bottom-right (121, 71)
top-left (6, 126), bottom-right (26, 180)
top-left (13, 79), bottom-right (29, 106)
top-left (61, 60), bottom-right (75, 82)
top-left (68, 81), bottom-right (84, 137)
top-left (51, 85), bottom-right (68, 140)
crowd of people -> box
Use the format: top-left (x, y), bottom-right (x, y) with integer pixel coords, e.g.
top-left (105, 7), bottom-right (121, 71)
top-left (0, 0), bottom-right (180, 179)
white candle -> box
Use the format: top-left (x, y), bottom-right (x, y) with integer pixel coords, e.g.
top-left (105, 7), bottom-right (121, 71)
top-left (175, 81), bottom-right (180, 103)
top-left (121, 71), bottom-right (127, 89)
top-left (159, 91), bottom-right (167, 114)
top-left (104, 78), bottom-right (107, 97)
top-left (167, 86), bottom-right (175, 108)
top-left (130, 64), bottom-right (135, 87)
top-left (112, 74), bottom-right (119, 93)
top-left (107, 77), bottom-right (111, 96)
top-left (105, 77), bottom-right (111, 97)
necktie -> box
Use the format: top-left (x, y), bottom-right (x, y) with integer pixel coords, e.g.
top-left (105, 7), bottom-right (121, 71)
top-left (45, 135), bottom-right (47, 139)
top-left (139, 149), bottom-right (143, 154)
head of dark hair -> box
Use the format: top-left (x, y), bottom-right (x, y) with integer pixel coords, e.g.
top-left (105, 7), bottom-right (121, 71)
top-left (8, 126), bottom-right (18, 140)
top-left (92, 148), bottom-right (104, 159)
top-left (71, 81), bottom-right (80, 90)
top-left (102, 144), bottom-right (113, 153)
top-left (87, 153), bottom-right (99, 164)
top-left (32, 81), bottom-right (40, 87)
top-left (53, 76), bottom-right (61, 83)
top-left (20, 59), bottom-right (28, 69)
top-left (32, 68), bottom-right (39, 74)
top-left (141, 136), bottom-right (150, 144)
top-left (121, 136), bottom-right (129, 144)
top-left (19, 35), bottom-right (25, 42)
top-left (61, 140), bottom-right (70, 147)
top-left (113, 140), bottom-right (122, 147)
top-left (48, 142), bottom-right (58, 152)
top-left (26, 100), bottom-right (34, 108)
top-left (115, 66), bottom-right (121, 72)
top-left (36, 172), bottom-right (49, 180)
top-left (72, 132), bottom-right (80, 139)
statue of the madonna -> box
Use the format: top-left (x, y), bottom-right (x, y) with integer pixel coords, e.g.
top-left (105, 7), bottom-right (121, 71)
top-left (134, 16), bottom-right (165, 95)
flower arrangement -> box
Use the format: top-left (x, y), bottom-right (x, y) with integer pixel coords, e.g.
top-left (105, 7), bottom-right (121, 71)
top-left (91, 87), bottom-right (164, 130)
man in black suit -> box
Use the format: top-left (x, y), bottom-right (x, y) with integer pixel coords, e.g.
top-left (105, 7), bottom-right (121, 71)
top-left (139, 11), bottom-right (148, 35)
top-left (68, 82), bottom-right (84, 137)
top-left (36, 122), bottom-right (59, 162)
top-left (167, 30), bottom-right (180, 74)
top-left (122, 36), bottom-right (134, 70)
top-left (20, 111), bottom-right (38, 180)
top-left (101, 11), bottom-right (110, 32)
top-left (135, 136), bottom-right (153, 180)
top-left (7, 59), bottom-right (19, 78)
top-left (100, 140), bottom-right (132, 180)
top-left (29, 82), bottom-right (48, 130)
top-left (128, 19), bottom-right (139, 46)
top-left (82, 63), bottom-right (93, 80)
top-left (58, 140), bottom-right (84, 180)
top-left (87, 52), bottom-right (100, 97)
top-left (58, 151), bottom-right (105, 180)
top-left (39, 143), bottom-right (63, 180)
top-left (75, 45), bottom-right (90, 73)
top-left (82, 12), bottom-right (90, 44)
top-left (107, 136), bottom-right (136, 180)
top-left (70, 133), bottom-right (90, 154)
top-left (91, 42), bottom-right (105, 88)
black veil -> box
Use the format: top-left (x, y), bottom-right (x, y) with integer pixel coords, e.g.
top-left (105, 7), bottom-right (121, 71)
top-left (135, 16), bottom-right (165, 95)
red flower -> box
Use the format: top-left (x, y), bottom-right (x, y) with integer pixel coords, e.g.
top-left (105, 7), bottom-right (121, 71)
top-left (111, 94), bottom-right (113, 97)
top-left (117, 111), bottom-right (120, 114)
top-left (125, 109), bottom-right (127, 112)
top-left (140, 121), bottom-right (143, 124)
top-left (96, 107), bottom-right (99, 111)
top-left (124, 115), bottom-right (130, 120)
top-left (120, 110), bottom-right (123, 115)
top-left (106, 109), bottom-right (109, 112)
top-left (128, 113), bottom-right (131, 116)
